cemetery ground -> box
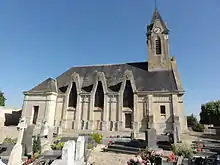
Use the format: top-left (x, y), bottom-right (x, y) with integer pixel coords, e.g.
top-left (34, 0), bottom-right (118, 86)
top-left (0, 125), bottom-right (220, 165)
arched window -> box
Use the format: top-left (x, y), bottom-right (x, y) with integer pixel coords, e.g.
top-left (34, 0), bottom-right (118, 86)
top-left (155, 37), bottom-right (161, 54)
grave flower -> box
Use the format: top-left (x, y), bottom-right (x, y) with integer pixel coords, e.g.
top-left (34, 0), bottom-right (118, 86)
top-left (167, 152), bottom-right (176, 162)
top-left (132, 148), bottom-right (163, 165)
top-left (107, 140), bottom-right (114, 146)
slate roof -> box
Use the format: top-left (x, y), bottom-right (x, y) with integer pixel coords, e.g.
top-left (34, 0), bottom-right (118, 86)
top-left (28, 61), bottom-right (178, 93)
top-left (28, 78), bottom-right (58, 93)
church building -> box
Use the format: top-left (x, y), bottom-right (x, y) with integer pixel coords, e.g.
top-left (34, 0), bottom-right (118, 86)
top-left (21, 9), bottom-right (188, 134)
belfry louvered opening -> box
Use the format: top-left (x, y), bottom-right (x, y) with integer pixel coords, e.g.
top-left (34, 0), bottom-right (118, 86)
top-left (155, 38), bottom-right (161, 54)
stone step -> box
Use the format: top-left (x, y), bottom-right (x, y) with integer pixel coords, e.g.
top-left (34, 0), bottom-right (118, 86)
top-left (114, 141), bottom-right (127, 145)
top-left (108, 144), bottom-right (140, 152)
top-left (104, 147), bottom-right (137, 155)
top-left (157, 144), bottom-right (172, 150)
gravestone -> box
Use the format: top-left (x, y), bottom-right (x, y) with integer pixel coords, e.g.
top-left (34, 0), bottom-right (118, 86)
top-left (173, 116), bottom-right (181, 143)
top-left (62, 140), bottom-right (75, 165)
top-left (22, 125), bottom-right (34, 155)
top-left (40, 121), bottom-right (49, 138)
top-left (176, 156), bottom-right (183, 165)
top-left (7, 144), bottom-right (23, 165)
top-left (7, 117), bottom-right (27, 165)
top-left (51, 159), bottom-right (63, 165)
top-left (84, 136), bottom-right (88, 161)
top-left (0, 157), bottom-right (6, 165)
top-left (75, 136), bottom-right (85, 165)
top-left (145, 128), bottom-right (157, 149)
top-left (51, 137), bottom-right (87, 165)
top-left (48, 126), bottom-right (54, 140)
top-left (51, 140), bottom-right (76, 165)
top-left (41, 126), bottom-right (54, 152)
top-left (16, 117), bottom-right (27, 144)
top-left (131, 131), bottom-right (135, 140)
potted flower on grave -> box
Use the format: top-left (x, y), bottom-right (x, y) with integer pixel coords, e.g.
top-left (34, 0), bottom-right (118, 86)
top-left (127, 148), bottom-right (164, 165)
top-left (167, 152), bottom-right (177, 163)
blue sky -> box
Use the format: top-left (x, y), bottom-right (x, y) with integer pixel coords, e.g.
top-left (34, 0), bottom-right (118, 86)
top-left (0, 0), bottom-right (219, 116)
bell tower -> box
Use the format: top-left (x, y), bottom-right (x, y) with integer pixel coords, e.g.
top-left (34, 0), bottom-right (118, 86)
top-left (146, 8), bottom-right (171, 72)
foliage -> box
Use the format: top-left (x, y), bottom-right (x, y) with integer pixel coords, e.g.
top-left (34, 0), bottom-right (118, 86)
top-left (33, 135), bottom-right (41, 154)
top-left (171, 143), bottom-right (193, 158)
top-left (87, 143), bottom-right (93, 149)
top-left (51, 141), bottom-right (64, 150)
top-left (127, 148), bottom-right (163, 165)
top-left (200, 100), bottom-right (220, 126)
top-left (0, 91), bottom-right (6, 106)
top-left (187, 114), bottom-right (198, 128)
top-left (90, 132), bottom-right (103, 144)
top-left (192, 123), bottom-right (205, 132)
top-left (186, 114), bottom-right (204, 132)
top-left (3, 137), bottom-right (17, 144)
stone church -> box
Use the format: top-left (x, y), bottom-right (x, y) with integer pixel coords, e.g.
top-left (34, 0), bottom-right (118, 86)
top-left (21, 9), bottom-right (188, 135)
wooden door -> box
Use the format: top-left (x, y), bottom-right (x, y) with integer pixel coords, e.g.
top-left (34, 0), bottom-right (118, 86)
top-left (33, 106), bottom-right (39, 124)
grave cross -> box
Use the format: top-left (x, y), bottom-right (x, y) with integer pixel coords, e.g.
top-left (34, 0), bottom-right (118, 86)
top-left (16, 117), bottom-right (27, 144)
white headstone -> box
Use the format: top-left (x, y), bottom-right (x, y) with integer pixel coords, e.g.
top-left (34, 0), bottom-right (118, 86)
top-left (51, 159), bottom-right (63, 165)
top-left (176, 156), bottom-right (184, 165)
top-left (0, 159), bottom-right (6, 165)
top-left (7, 144), bottom-right (22, 165)
top-left (75, 136), bottom-right (85, 164)
top-left (17, 117), bottom-right (27, 130)
top-left (16, 117), bottom-right (27, 144)
top-left (41, 121), bottom-right (49, 137)
top-left (62, 140), bottom-right (76, 165)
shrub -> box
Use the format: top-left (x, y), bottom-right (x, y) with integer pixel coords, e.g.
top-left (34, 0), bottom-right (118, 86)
top-left (33, 135), bottom-right (41, 154)
top-left (90, 132), bottom-right (103, 144)
top-left (171, 143), bottom-right (193, 158)
top-left (192, 123), bottom-right (205, 132)
top-left (3, 137), bottom-right (17, 144)
top-left (51, 142), bottom-right (65, 150)
top-left (87, 143), bottom-right (93, 149)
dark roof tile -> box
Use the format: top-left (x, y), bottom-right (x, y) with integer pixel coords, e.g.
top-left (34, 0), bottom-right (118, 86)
top-left (28, 78), bottom-right (57, 93)
top-left (28, 61), bottom-right (178, 93)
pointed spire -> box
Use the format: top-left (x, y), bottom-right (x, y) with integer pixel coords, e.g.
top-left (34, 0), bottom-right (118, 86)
top-left (151, 8), bottom-right (161, 23)
top-left (151, 8), bottom-right (169, 34)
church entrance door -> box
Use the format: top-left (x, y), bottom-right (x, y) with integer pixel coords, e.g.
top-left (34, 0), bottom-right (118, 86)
top-left (125, 113), bottom-right (132, 128)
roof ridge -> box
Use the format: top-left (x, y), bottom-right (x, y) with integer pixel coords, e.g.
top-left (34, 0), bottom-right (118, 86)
top-left (68, 61), bottom-right (146, 68)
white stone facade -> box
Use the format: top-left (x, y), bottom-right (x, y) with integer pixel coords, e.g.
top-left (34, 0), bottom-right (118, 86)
top-left (21, 86), bottom-right (188, 134)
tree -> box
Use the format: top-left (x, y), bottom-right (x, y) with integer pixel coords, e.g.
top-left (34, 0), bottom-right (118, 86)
top-left (200, 100), bottom-right (220, 126)
top-left (0, 91), bottom-right (6, 106)
top-left (187, 114), bottom-right (198, 128)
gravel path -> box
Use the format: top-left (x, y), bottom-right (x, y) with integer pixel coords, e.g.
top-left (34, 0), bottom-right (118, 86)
top-left (87, 145), bottom-right (132, 165)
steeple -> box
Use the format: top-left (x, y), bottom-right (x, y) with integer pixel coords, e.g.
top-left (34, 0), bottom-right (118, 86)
top-left (151, 8), bottom-right (169, 33)
top-left (147, 8), bottom-right (169, 38)
top-left (146, 8), bottom-right (171, 72)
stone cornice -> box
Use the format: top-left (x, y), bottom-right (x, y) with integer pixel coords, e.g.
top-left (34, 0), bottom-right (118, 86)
top-left (23, 91), bottom-right (58, 96)
top-left (137, 90), bottom-right (184, 95)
